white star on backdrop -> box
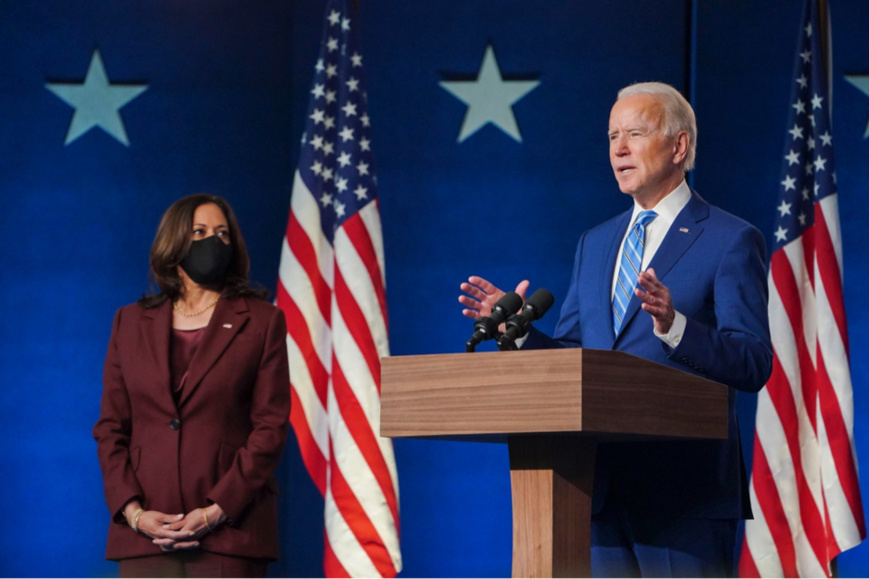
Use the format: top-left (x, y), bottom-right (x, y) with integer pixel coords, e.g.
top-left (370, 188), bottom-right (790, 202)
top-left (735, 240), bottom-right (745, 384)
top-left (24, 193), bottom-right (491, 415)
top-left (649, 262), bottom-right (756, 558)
top-left (46, 50), bottom-right (148, 146)
top-left (440, 44), bottom-right (540, 143)
top-left (845, 75), bottom-right (869, 138)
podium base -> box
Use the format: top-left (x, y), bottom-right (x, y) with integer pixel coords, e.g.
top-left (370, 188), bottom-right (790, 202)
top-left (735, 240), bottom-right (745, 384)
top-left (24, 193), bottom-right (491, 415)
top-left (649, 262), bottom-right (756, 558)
top-left (509, 435), bottom-right (597, 578)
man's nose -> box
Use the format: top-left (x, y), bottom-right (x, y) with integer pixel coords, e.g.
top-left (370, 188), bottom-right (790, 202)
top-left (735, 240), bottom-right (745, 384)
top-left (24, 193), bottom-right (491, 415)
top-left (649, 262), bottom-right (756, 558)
top-left (612, 137), bottom-right (629, 155)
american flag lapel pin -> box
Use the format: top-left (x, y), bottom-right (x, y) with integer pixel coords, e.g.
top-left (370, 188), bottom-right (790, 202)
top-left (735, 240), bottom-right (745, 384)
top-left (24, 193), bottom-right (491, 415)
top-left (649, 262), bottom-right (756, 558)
top-left (223, 323), bottom-right (232, 329)
top-left (679, 227), bottom-right (689, 233)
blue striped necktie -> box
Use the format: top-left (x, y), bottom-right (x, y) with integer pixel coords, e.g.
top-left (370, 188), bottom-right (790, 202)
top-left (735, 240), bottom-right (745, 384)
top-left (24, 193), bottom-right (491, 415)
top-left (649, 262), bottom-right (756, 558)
top-left (612, 210), bottom-right (658, 334)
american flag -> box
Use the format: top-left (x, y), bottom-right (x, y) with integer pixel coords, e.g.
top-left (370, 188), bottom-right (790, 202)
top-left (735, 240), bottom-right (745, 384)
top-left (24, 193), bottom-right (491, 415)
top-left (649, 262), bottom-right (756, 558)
top-left (275, 0), bottom-right (401, 576)
top-left (739, 0), bottom-right (865, 576)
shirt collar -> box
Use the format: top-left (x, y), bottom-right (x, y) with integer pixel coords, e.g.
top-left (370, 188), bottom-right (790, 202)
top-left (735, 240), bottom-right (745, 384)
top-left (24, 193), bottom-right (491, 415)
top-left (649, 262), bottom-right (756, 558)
top-left (630, 179), bottom-right (691, 224)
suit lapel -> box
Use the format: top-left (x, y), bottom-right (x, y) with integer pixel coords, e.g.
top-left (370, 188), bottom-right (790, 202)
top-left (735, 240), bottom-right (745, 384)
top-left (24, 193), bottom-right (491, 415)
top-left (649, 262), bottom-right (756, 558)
top-left (178, 297), bottom-right (250, 408)
top-left (141, 301), bottom-right (175, 410)
top-left (615, 191), bottom-right (709, 341)
top-left (645, 191), bottom-right (708, 280)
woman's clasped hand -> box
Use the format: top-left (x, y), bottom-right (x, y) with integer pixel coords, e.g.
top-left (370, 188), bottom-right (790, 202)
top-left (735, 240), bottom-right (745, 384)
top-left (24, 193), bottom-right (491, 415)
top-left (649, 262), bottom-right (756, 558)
top-left (125, 502), bottom-right (228, 552)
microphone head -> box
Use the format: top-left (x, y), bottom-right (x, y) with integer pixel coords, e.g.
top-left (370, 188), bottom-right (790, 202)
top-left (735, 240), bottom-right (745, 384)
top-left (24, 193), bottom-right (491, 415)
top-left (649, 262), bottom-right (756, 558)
top-left (524, 288), bottom-right (555, 319)
top-left (492, 292), bottom-right (523, 317)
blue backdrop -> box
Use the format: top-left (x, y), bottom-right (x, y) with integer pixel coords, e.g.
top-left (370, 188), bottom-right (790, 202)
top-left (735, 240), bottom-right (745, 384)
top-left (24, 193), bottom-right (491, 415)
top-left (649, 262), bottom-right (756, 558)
top-left (1, 0), bottom-right (868, 576)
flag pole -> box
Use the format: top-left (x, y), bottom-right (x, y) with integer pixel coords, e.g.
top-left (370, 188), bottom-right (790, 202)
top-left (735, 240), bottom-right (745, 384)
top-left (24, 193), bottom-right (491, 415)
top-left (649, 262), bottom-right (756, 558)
top-left (817, 0), bottom-right (829, 68)
top-left (817, 0), bottom-right (833, 108)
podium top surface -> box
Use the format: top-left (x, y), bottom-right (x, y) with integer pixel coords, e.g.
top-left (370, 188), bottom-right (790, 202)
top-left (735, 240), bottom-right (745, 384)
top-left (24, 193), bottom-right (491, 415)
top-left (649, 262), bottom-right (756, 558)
top-left (380, 349), bottom-right (728, 442)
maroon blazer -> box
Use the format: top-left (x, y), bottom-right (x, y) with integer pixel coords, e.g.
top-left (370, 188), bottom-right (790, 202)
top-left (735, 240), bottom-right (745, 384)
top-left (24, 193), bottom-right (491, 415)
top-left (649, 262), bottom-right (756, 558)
top-left (93, 296), bottom-right (291, 561)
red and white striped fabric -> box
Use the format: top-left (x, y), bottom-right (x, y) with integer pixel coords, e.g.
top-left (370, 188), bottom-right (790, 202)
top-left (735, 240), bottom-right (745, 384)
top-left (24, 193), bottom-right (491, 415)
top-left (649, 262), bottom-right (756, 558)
top-left (739, 1), bottom-right (865, 576)
top-left (276, 0), bottom-right (401, 576)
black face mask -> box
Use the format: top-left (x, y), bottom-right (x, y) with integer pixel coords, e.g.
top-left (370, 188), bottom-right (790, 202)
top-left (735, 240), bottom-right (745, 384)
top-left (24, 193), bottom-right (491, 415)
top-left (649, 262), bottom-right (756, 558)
top-left (179, 236), bottom-right (233, 285)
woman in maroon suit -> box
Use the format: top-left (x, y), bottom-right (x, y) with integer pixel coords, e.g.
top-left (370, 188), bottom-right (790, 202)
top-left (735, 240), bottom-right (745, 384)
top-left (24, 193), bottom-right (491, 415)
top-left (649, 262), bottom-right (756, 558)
top-left (93, 194), bottom-right (291, 578)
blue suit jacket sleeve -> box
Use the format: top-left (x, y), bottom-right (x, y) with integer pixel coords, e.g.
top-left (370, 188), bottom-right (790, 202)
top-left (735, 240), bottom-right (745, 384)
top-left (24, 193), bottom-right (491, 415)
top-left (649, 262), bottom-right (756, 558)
top-left (668, 224), bottom-right (772, 392)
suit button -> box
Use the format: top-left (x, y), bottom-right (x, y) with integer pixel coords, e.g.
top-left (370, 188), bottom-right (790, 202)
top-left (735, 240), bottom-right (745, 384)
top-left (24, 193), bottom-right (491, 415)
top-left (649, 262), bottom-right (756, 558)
top-left (169, 419), bottom-right (181, 431)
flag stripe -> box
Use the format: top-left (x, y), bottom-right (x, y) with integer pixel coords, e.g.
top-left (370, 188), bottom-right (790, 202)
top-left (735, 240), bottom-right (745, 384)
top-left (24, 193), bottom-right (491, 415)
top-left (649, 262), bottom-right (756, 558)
top-left (773, 248), bottom-right (818, 431)
top-left (814, 202), bottom-right (848, 353)
top-left (332, 360), bottom-right (400, 524)
top-left (816, 355), bottom-right (862, 549)
top-left (342, 208), bottom-right (389, 336)
top-left (744, 441), bottom-right (785, 577)
top-left (761, 349), bottom-right (826, 573)
top-left (750, 432), bottom-right (796, 576)
top-left (329, 472), bottom-right (397, 578)
top-left (328, 391), bottom-right (401, 571)
top-left (739, 535), bottom-right (762, 578)
top-left (278, 275), bottom-right (330, 408)
top-left (288, 375), bottom-right (329, 494)
top-left (815, 317), bottom-right (863, 526)
top-left (334, 235), bottom-right (384, 388)
top-left (324, 533), bottom-right (351, 578)
top-left (329, 448), bottom-right (396, 577)
top-left (287, 186), bottom-right (334, 321)
top-left (279, 278), bottom-right (330, 491)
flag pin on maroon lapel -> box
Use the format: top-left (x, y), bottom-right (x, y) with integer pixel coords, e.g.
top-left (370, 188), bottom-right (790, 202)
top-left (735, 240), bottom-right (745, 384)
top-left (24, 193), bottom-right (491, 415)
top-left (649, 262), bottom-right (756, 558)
top-left (223, 323), bottom-right (232, 329)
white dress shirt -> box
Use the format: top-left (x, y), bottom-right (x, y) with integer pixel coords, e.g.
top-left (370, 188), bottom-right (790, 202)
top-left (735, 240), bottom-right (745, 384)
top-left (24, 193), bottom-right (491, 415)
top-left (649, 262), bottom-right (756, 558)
top-left (611, 179), bottom-right (691, 347)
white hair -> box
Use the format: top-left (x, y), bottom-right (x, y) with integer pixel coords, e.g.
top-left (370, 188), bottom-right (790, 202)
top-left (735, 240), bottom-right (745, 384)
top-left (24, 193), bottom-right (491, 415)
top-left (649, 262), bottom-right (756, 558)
top-left (617, 82), bottom-right (697, 172)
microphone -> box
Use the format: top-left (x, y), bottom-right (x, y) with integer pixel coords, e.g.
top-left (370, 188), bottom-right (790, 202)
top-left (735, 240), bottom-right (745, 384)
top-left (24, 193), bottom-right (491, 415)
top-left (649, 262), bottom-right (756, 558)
top-left (497, 288), bottom-right (555, 350)
top-left (465, 292), bottom-right (523, 352)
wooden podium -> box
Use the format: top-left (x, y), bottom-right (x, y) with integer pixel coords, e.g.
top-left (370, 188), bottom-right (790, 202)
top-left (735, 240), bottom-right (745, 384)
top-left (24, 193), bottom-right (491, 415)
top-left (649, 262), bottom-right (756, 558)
top-left (380, 349), bottom-right (729, 578)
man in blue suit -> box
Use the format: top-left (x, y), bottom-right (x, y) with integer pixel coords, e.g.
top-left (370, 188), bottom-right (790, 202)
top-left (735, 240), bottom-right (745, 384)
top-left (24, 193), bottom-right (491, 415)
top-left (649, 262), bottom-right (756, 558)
top-left (459, 82), bottom-right (772, 577)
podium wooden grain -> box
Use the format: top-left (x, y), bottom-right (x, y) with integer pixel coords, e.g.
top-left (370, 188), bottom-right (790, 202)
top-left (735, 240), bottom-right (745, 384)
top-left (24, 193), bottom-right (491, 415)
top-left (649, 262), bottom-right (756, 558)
top-left (381, 349), bottom-right (728, 577)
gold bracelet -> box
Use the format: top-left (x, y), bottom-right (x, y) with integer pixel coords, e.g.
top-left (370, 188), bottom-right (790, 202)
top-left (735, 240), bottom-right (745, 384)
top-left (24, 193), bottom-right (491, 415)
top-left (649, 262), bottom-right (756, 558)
top-left (130, 508), bottom-right (145, 533)
top-left (202, 509), bottom-right (212, 531)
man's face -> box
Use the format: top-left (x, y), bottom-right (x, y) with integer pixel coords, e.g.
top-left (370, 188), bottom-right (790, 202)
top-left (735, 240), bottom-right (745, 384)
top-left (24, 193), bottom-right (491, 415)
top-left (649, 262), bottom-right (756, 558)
top-left (608, 94), bottom-right (684, 205)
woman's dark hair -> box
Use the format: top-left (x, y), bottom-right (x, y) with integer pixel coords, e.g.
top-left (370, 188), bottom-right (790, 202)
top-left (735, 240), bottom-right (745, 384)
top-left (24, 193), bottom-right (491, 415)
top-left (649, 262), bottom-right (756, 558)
top-left (139, 194), bottom-right (268, 308)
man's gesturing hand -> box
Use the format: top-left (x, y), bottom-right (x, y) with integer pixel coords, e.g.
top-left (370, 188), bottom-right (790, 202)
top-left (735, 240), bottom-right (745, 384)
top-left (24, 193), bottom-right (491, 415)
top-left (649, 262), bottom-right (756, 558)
top-left (459, 276), bottom-right (529, 321)
top-left (636, 267), bottom-right (675, 335)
